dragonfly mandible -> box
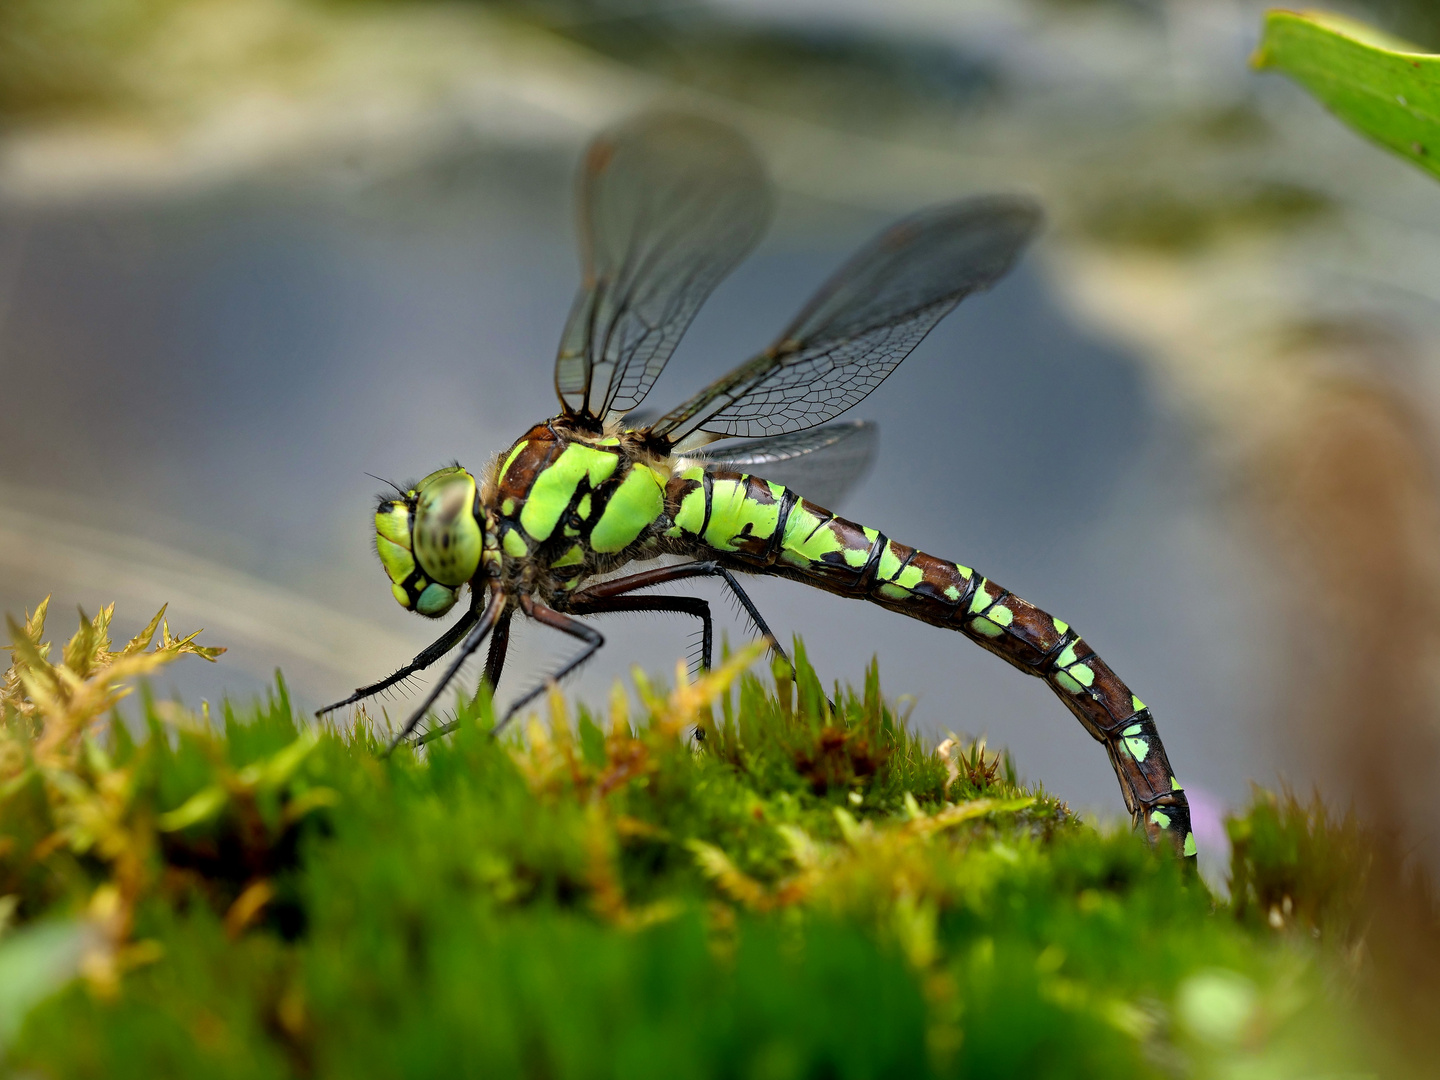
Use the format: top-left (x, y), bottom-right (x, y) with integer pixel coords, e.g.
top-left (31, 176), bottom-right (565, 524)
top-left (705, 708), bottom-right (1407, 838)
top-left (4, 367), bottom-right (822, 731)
top-left (321, 113), bottom-right (1195, 861)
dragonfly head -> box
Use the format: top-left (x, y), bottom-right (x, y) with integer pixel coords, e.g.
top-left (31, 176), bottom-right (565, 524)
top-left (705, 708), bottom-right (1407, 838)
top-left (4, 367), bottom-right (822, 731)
top-left (374, 465), bottom-right (484, 618)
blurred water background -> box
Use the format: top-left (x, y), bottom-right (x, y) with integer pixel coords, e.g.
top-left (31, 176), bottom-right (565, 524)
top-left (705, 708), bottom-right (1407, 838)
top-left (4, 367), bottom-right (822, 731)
top-left (5, 0), bottom-right (1440, 882)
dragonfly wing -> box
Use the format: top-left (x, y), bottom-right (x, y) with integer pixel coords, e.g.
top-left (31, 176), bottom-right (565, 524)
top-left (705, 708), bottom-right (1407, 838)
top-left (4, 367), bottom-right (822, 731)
top-left (617, 407), bottom-right (659, 431)
top-left (648, 196), bottom-right (1041, 441)
top-left (554, 113), bottom-right (773, 421)
top-left (686, 420), bottom-right (879, 510)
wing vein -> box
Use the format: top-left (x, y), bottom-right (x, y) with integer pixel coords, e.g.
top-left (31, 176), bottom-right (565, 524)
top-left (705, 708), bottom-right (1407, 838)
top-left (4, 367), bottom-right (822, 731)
top-left (650, 196), bottom-right (1041, 442)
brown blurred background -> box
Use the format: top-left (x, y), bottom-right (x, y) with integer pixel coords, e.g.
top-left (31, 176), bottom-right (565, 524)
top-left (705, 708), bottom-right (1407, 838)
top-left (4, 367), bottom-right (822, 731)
top-left (5, 0), bottom-right (1440, 884)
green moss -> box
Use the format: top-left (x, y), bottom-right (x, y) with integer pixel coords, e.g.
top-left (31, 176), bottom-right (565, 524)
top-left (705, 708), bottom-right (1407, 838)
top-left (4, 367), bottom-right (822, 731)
top-left (1227, 786), bottom-right (1370, 942)
top-left (0, 606), bottom-right (1389, 1077)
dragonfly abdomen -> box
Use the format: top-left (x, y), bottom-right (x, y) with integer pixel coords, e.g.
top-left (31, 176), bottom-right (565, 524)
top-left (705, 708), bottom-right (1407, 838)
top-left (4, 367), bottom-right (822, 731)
top-left (666, 465), bottom-right (1195, 860)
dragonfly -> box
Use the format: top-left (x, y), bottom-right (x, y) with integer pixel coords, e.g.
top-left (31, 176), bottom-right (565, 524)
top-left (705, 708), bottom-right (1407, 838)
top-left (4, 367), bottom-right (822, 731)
top-left (321, 113), bottom-right (1195, 861)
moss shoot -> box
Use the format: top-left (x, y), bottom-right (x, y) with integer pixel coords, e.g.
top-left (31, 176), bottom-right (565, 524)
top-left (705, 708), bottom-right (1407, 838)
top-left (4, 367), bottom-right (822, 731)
top-left (0, 602), bottom-right (1402, 1078)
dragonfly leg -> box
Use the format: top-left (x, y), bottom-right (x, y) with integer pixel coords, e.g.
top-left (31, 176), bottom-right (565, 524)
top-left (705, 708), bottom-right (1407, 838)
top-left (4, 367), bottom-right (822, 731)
top-left (571, 560), bottom-right (787, 668)
top-left (382, 593), bottom-right (504, 756)
top-left (487, 598), bottom-right (605, 738)
top-left (571, 563), bottom-right (822, 719)
top-left (411, 570), bottom-right (780, 749)
top-left (573, 560), bottom-right (723, 598)
top-left (417, 601), bottom-right (607, 743)
top-left (714, 567), bottom-right (790, 670)
top-left (569, 593), bottom-right (713, 674)
top-left (569, 593), bottom-right (717, 743)
top-left (483, 605), bottom-right (515, 691)
top-left (317, 607), bottom-right (479, 717)
top-left (415, 605), bottom-right (516, 748)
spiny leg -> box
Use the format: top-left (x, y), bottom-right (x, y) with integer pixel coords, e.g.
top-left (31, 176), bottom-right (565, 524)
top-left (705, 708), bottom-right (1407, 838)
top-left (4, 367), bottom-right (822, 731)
top-left (571, 562), bottom-right (823, 723)
top-left (411, 569), bottom-right (779, 748)
top-left (574, 560), bottom-right (788, 668)
top-left (382, 593), bottom-right (504, 756)
top-left (484, 605), bottom-right (514, 691)
top-left (570, 593), bottom-right (713, 675)
top-left (418, 598), bottom-right (608, 747)
top-left (317, 607), bottom-right (479, 716)
top-left (489, 599), bottom-right (605, 738)
top-left (715, 566), bottom-right (790, 670)
top-left (449, 585), bottom-right (715, 748)
top-left (694, 566), bottom-right (805, 709)
top-left (415, 605), bottom-right (515, 746)
top-left (567, 593), bottom-right (715, 744)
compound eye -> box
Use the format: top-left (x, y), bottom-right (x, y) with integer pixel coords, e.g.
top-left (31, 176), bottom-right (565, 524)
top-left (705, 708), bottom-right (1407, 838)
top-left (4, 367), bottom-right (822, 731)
top-left (375, 497), bottom-right (414, 563)
top-left (375, 500), bottom-right (418, 606)
top-left (412, 470), bottom-right (482, 587)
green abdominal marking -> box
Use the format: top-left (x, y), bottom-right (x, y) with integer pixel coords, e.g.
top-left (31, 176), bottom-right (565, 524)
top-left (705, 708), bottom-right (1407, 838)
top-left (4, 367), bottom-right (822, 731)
top-left (781, 503), bottom-right (848, 566)
top-left (670, 467), bottom-right (707, 538)
top-left (664, 466), bottom-right (1194, 861)
top-left (1121, 724), bottom-right (1150, 762)
top-left (704, 477), bottom-right (783, 552)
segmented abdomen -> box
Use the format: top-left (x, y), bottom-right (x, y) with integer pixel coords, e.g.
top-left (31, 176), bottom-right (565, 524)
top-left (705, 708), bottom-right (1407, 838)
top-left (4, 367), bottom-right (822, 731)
top-left (665, 465), bottom-right (1195, 860)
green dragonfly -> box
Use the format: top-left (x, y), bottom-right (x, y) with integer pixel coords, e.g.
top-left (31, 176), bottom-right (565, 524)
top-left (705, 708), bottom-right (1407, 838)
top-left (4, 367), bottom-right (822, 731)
top-left (321, 113), bottom-right (1195, 860)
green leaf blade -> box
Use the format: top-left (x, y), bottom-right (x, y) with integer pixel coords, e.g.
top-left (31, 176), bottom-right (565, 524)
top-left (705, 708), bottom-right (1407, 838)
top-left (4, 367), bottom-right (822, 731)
top-left (1254, 10), bottom-right (1440, 180)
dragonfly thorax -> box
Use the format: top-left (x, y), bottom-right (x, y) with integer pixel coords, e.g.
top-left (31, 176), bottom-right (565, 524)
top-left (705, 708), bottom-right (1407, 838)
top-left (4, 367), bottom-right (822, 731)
top-left (374, 465), bottom-right (485, 618)
top-left (486, 421), bottom-right (671, 599)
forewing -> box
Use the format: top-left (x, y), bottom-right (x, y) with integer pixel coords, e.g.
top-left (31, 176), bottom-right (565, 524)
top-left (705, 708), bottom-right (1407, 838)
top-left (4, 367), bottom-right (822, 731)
top-left (554, 113), bottom-right (773, 420)
top-left (686, 420), bottom-right (879, 509)
top-left (649, 196), bottom-right (1041, 441)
